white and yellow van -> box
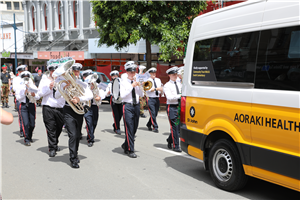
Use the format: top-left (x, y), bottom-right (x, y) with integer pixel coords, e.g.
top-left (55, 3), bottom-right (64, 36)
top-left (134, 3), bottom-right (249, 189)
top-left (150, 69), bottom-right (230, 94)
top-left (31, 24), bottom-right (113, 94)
top-left (181, 0), bottom-right (300, 192)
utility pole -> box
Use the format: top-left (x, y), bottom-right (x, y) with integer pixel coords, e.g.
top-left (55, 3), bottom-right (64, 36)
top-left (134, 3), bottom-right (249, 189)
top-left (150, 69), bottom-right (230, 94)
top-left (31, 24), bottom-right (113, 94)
top-left (13, 13), bottom-right (17, 73)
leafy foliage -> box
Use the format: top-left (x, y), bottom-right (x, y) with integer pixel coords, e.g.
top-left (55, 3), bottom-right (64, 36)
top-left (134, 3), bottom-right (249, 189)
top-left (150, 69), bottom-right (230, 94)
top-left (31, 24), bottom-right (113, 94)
top-left (91, 1), bottom-right (207, 62)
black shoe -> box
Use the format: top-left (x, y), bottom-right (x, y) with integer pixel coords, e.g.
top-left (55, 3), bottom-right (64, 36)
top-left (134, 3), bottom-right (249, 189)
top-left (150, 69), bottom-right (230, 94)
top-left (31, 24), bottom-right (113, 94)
top-left (88, 142), bottom-right (93, 147)
top-left (173, 148), bottom-right (182, 153)
top-left (147, 125), bottom-right (152, 131)
top-left (49, 150), bottom-right (56, 157)
top-left (71, 161), bottom-right (80, 169)
top-left (20, 132), bottom-right (24, 138)
top-left (56, 147), bottom-right (60, 152)
top-left (121, 144), bottom-right (128, 154)
top-left (128, 152), bottom-right (137, 158)
top-left (153, 128), bottom-right (159, 133)
top-left (24, 141), bottom-right (31, 146)
top-left (114, 129), bottom-right (121, 135)
top-left (167, 139), bottom-right (172, 149)
top-left (140, 114), bottom-right (146, 118)
top-left (30, 139), bottom-right (33, 143)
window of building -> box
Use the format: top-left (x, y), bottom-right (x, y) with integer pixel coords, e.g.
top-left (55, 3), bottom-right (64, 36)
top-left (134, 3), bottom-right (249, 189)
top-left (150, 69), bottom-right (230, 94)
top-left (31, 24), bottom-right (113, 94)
top-left (255, 26), bottom-right (300, 91)
top-left (73, 1), bottom-right (77, 28)
top-left (44, 4), bottom-right (47, 30)
top-left (58, 1), bottom-right (61, 29)
top-left (32, 7), bottom-right (35, 31)
top-left (13, 2), bottom-right (19, 10)
top-left (6, 2), bottom-right (11, 10)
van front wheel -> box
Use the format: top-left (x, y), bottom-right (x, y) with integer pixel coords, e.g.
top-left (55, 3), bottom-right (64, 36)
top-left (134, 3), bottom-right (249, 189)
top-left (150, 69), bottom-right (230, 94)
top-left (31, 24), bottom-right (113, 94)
top-left (208, 139), bottom-right (248, 191)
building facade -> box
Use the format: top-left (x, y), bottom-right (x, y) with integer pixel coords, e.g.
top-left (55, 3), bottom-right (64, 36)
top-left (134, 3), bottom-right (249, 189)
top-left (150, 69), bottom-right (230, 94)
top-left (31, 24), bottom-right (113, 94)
top-left (23, 0), bottom-right (98, 52)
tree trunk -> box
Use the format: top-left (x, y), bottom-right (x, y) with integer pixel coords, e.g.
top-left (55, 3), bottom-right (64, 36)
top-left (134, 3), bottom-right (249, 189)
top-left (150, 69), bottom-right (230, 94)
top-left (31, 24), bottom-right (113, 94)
top-left (146, 39), bottom-right (151, 70)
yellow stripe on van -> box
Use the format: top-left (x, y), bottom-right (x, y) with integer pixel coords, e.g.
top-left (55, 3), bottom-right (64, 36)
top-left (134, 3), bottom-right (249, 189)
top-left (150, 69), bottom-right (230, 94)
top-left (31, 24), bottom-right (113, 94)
top-left (187, 145), bottom-right (203, 161)
top-left (243, 165), bottom-right (300, 192)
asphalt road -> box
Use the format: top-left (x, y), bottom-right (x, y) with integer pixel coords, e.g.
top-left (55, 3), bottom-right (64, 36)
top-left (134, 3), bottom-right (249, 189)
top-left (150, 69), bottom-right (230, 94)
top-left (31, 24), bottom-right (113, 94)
top-left (1, 97), bottom-right (299, 199)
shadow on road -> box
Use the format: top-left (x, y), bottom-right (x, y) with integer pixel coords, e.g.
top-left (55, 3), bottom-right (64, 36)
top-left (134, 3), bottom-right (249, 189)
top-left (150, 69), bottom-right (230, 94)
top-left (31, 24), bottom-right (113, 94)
top-left (15, 138), bottom-right (39, 145)
top-left (111, 147), bottom-right (140, 157)
top-left (162, 150), bottom-right (299, 199)
top-left (36, 146), bottom-right (69, 155)
top-left (48, 153), bottom-right (87, 167)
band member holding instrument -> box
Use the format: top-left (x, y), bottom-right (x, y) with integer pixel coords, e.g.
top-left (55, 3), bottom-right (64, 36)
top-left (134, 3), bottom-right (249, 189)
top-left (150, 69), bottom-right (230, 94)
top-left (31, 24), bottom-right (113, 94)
top-left (34, 70), bottom-right (43, 106)
top-left (37, 63), bottom-right (64, 157)
top-left (82, 70), bottom-right (106, 147)
top-left (138, 65), bottom-right (147, 118)
top-left (106, 70), bottom-right (123, 135)
top-left (120, 61), bottom-right (144, 158)
top-left (15, 71), bottom-right (39, 146)
top-left (145, 67), bottom-right (163, 133)
top-left (164, 66), bottom-right (182, 152)
top-left (13, 65), bottom-right (26, 137)
top-left (54, 61), bottom-right (93, 168)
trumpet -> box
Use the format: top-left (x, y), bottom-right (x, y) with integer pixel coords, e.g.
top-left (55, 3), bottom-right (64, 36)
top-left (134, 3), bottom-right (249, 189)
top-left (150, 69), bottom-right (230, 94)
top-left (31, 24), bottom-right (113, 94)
top-left (87, 73), bottom-right (102, 106)
top-left (53, 59), bottom-right (91, 115)
top-left (138, 79), bottom-right (153, 98)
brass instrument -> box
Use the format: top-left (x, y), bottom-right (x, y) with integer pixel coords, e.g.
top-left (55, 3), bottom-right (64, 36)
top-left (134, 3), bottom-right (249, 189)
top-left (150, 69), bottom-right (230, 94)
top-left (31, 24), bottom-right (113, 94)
top-left (87, 73), bottom-right (102, 106)
top-left (23, 77), bottom-right (37, 103)
top-left (139, 79), bottom-right (153, 98)
top-left (53, 59), bottom-right (91, 115)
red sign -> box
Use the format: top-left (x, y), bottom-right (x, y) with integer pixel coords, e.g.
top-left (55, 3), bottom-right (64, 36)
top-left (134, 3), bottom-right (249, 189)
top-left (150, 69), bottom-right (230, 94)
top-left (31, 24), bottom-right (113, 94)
top-left (38, 51), bottom-right (85, 60)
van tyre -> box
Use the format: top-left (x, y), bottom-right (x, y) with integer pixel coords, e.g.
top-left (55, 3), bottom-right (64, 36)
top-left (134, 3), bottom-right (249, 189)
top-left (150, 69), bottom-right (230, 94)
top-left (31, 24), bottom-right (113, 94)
top-left (208, 139), bottom-right (248, 191)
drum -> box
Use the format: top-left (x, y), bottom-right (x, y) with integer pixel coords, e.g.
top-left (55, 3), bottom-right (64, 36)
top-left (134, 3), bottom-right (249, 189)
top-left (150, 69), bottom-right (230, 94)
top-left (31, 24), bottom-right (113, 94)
top-left (112, 78), bottom-right (122, 102)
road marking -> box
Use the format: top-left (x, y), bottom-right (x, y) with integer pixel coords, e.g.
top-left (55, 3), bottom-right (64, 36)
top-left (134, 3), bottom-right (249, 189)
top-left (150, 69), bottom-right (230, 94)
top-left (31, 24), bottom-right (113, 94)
top-left (156, 147), bottom-right (203, 163)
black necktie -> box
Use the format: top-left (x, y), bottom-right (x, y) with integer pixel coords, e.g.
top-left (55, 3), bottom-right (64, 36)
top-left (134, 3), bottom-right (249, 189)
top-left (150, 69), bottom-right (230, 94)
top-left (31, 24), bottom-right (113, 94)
top-left (153, 78), bottom-right (158, 96)
top-left (174, 82), bottom-right (180, 94)
top-left (26, 96), bottom-right (29, 107)
top-left (131, 81), bottom-right (137, 105)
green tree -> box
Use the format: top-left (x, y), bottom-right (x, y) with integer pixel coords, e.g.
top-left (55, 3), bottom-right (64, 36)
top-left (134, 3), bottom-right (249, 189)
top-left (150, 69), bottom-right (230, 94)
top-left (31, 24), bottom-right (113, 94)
top-left (91, 0), bottom-right (206, 68)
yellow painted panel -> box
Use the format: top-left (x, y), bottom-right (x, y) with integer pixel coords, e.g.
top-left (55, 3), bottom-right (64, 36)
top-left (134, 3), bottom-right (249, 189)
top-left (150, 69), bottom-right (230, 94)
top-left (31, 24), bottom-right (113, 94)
top-left (243, 165), bottom-right (300, 192)
top-left (188, 145), bottom-right (203, 161)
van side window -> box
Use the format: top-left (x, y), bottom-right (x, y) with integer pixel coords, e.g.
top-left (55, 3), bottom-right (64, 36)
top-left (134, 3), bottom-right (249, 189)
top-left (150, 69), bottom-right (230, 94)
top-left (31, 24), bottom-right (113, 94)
top-left (255, 26), bottom-right (300, 91)
top-left (192, 32), bottom-right (259, 83)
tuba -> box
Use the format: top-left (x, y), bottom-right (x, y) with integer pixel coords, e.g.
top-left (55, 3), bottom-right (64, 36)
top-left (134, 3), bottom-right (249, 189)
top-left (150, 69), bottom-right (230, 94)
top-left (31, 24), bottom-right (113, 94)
top-left (53, 59), bottom-right (91, 115)
top-left (22, 77), bottom-right (37, 103)
top-left (138, 79), bottom-right (153, 98)
top-left (87, 73), bottom-right (102, 106)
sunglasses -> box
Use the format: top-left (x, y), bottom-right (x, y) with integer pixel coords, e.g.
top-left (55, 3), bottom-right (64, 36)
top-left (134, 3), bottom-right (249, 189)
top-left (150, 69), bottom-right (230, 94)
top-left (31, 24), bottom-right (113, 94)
top-left (48, 66), bottom-right (58, 71)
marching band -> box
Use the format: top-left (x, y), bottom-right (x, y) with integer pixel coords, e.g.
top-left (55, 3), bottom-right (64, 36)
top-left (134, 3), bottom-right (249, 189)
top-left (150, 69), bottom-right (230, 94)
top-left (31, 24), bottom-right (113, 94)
top-left (9, 58), bottom-right (184, 168)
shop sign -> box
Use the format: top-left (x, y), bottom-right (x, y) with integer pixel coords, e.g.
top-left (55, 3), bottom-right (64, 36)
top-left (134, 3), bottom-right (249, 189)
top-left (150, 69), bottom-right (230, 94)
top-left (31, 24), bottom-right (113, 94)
top-left (29, 60), bottom-right (47, 66)
top-left (1, 51), bottom-right (10, 58)
top-left (10, 54), bottom-right (34, 59)
top-left (38, 51), bottom-right (85, 61)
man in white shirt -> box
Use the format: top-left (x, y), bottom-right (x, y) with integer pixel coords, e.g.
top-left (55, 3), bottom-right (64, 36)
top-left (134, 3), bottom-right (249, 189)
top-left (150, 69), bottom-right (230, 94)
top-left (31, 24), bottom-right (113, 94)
top-left (53, 61), bottom-right (93, 168)
top-left (13, 65), bottom-right (26, 138)
top-left (15, 71), bottom-right (39, 146)
top-left (145, 67), bottom-right (163, 133)
top-left (164, 66), bottom-right (182, 152)
top-left (83, 70), bottom-right (106, 147)
top-left (106, 70), bottom-right (123, 135)
top-left (37, 63), bottom-right (65, 157)
top-left (120, 61), bottom-right (144, 158)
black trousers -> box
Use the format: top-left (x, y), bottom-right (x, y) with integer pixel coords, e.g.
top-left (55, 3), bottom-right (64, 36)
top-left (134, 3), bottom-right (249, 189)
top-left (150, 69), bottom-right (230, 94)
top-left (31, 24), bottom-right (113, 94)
top-left (110, 96), bottom-right (123, 131)
top-left (63, 105), bottom-right (83, 161)
top-left (146, 97), bottom-right (160, 129)
top-left (166, 104), bottom-right (180, 149)
top-left (84, 105), bottom-right (99, 143)
top-left (42, 105), bottom-right (64, 151)
top-left (122, 103), bottom-right (140, 152)
top-left (20, 103), bottom-right (36, 142)
top-left (16, 100), bottom-right (24, 135)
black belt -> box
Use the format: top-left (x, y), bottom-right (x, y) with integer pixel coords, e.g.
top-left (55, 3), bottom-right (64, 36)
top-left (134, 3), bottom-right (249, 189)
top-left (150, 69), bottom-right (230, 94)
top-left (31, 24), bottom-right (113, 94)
top-left (2, 82), bottom-right (8, 84)
top-left (168, 104), bottom-right (179, 107)
top-left (149, 97), bottom-right (159, 99)
top-left (43, 105), bottom-right (63, 111)
top-left (123, 102), bottom-right (139, 106)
